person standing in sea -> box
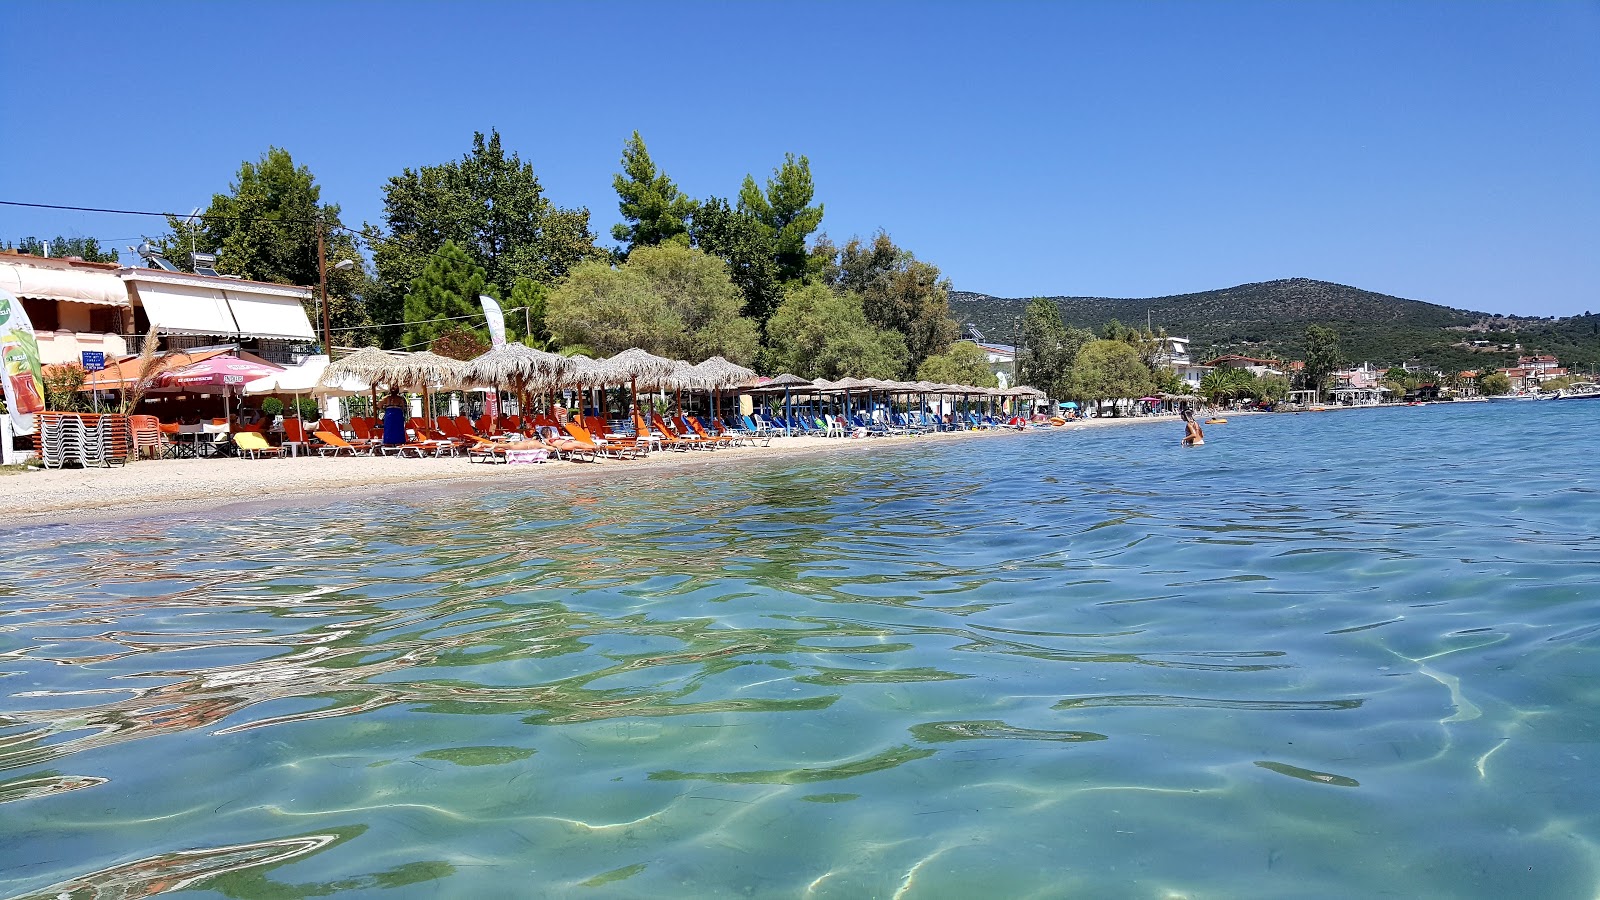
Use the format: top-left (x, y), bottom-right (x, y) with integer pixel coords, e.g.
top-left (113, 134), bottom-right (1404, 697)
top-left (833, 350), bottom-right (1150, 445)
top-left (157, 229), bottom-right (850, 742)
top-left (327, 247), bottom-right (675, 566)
top-left (1180, 402), bottom-right (1205, 446)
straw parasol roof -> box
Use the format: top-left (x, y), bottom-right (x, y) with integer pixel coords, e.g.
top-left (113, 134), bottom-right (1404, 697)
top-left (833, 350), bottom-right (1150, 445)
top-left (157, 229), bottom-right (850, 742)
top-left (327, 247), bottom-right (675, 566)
top-left (388, 351), bottom-right (467, 389)
top-left (322, 346), bottom-right (403, 387)
top-left (560, 353), bottom-right (616, 386)
top-left (747, 373), bottom-right (815, 392)
top-left (606, 348), bottom-right (679, 384)
top-left (461, 343), bottom-right (574, 391)
top-left (690, 356), bottom-right (757, 389)
top-left (1003, 385), bottom-right (1046, 398)
top-left (665, 359), bottom-right (708, 391)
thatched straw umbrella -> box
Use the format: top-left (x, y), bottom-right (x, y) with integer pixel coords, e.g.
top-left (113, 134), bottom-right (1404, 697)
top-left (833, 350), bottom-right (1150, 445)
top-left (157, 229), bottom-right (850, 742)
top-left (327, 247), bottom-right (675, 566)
top-left (323, 346), bottom-right (408, 417)
top-left (747, 373), bottom-right (814, 435)
top-left (375, 351), bottom-right (466, 426)
top-left (462, 344), bottom-right (574, 422)
top-left (605, 348), bottom-right (680, 419)
top-left (687, 356), bottom-right (757, 425)
top-left (557, 353), bottom-right (616, 419)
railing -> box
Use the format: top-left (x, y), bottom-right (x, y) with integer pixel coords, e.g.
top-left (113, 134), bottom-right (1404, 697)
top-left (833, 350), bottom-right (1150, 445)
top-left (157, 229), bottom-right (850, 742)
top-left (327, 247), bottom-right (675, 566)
top-left (116, 334), bottom-right (314, 366)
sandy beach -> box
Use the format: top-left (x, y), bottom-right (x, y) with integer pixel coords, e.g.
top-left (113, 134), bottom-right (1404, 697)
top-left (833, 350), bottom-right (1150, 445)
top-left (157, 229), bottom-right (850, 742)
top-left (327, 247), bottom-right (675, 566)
top-left (3, 413), bottom-right (1224, 527)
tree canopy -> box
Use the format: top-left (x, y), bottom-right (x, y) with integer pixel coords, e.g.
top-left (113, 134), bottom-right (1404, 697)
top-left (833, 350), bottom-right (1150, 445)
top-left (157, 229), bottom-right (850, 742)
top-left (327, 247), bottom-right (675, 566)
top-left (917, 341), bottom-right (999, 387)
top-left (1064, 339), bottom-right (1156, 405)
top-left (373, 130), bottom-right (604, 343)
top-left (813, 232), bottom-right (958, 375)
top-left (1478, 372), bottom-right (1512, 395)
top-left (6, 236), bottom-right (119, 263)
top-left (1019, 298), bottom-right (1093, 397)
top-left (401, 241), bottom-right (495, 351)
top-left (761, 283), bottom-right (907, 380)
top-left (545, 243), bottom-right (758, 364)
top-left (738, 153), bottom-right (823, 284)
top-left (689, 197), bottom-right (783, 328)
top-left (154, 146), bottom-right (371, 345)
top-left (1301, 325), bottom-right (1343, 399)
top-left (611, 131), bottom-right (697, 255)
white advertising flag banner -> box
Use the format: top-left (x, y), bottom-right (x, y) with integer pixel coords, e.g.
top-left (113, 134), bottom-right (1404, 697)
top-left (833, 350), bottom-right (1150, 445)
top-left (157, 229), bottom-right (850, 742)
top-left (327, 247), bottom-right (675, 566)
top-left (0, 288), bottom-right (46, 435)
top-left (479, 294), bottom-right (507, 349)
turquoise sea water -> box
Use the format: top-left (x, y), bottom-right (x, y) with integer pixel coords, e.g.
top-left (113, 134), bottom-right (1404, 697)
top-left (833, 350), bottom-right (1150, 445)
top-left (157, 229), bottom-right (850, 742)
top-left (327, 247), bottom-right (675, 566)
top-left (2, 402), bottom-right (1597, 898)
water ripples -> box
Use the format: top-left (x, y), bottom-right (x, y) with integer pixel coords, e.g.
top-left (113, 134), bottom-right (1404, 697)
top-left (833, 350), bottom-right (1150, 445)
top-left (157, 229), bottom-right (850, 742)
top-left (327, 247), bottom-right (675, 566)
top-left (2, 403), bottom-right (1598, 897)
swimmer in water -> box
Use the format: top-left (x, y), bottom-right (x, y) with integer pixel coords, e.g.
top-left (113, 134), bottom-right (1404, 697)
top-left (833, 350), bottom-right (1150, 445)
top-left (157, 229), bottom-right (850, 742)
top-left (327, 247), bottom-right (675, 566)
top-left (1180, 402), bottom-right (1204, 446)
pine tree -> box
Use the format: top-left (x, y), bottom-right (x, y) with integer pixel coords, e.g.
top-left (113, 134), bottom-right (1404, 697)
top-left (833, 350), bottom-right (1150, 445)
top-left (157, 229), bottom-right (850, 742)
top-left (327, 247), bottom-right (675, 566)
top-left (737, 153), bottom-right (824, 284)
top-left (401, 241), bottom-right (495, 350)
top-left (612, 131), bottom-right (697, 255)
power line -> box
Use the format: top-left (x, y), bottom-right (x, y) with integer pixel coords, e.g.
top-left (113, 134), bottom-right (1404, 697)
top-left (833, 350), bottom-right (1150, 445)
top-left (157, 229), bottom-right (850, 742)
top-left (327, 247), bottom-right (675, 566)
top-left (328, 305), bottom-right (536, 333)
top-left (0, 198), bottom-right (324, 225)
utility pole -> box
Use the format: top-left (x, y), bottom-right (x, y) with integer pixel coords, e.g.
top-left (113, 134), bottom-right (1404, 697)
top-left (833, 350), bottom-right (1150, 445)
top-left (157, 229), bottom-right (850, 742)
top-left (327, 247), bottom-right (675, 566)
top-left (1013, 313), bottom-right (1022, 387)
top-left (317, 215), bottom-right (331, 356)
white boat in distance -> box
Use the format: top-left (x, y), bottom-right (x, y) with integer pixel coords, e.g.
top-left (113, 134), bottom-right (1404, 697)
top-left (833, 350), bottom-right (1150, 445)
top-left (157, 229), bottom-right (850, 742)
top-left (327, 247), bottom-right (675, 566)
top-left (1554, 382), bottom-right (1600, 401)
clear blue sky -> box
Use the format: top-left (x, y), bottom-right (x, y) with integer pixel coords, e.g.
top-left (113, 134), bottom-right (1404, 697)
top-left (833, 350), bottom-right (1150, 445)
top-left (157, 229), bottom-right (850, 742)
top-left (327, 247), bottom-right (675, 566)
top-left (2, 1), bottom-right (1596, 316)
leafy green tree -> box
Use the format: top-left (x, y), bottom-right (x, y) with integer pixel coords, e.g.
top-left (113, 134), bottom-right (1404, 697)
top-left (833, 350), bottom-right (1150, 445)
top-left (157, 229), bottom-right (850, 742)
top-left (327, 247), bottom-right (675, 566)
top-left (611, 131), bottom-right (697, 255)
top-left (373, 130), bottom-right (605, 344)
top-left (689, 197), bottom-right (783, 328)
top-left (1152, 366), bottom-right (1185, 395)
top-left (1478, 372), bottom-right (1512, 395)
top-left (508, 278), bottom-right (550, 349)
top-left (917, 341), bottom-right (999, 387)
top-left (545, 244), bottom-right (759, 364)
top-left (1302, 325), bottom-right (1343, 400)
top-left (1100, 318), bottom-right (1166, 372)
top-left (1066, 340), bottom-right (1157, 407)
top-left (401, 241), bottom-right (495, 351)
top-left (545, 263), bottom-right (671, 358)
top-left (623, 244), bottom-right (759, 364)
top-left (155, 147), bottom-right (372, 344)
top-left (1255, 373), bottom-right (1291, 401)
top-left (9, 236), bottom-right (119, 263)
top-left (813, 231), bottom-right (958, 375)
top-left (738, 153), bottom-right (824, 284)
top-left (762, 283), bottom-right (907, 380)
top-left (1018, 298), bottom-right (1092, 397)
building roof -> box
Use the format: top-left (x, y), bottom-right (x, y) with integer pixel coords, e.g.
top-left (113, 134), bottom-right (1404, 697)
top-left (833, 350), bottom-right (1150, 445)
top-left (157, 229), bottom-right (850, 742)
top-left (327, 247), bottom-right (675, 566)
top-left (962, 339), bottom-right (1016, 355)
top-left (119, 266), bottom-right (313, 299)
top-left (1206, 354), bottom-right (1280, 367)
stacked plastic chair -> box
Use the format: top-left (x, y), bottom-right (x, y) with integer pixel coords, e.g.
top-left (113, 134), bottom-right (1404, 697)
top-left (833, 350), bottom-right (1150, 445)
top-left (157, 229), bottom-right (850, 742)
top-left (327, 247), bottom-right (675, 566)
top-left (38, 414), bottom-right (123, 468)
top-left (128, 415), bottom-right (162, 459)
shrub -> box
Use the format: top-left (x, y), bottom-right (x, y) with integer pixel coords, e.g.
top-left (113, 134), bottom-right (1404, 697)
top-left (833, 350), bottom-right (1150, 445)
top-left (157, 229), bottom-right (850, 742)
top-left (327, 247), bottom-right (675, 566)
top-left (41, 363), bottom-right (87, 412)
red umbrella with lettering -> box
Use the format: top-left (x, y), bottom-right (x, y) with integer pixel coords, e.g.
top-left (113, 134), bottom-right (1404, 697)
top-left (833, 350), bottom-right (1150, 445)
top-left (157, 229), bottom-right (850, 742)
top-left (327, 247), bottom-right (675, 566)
top-left (157, 354), bottom-right (284, 424)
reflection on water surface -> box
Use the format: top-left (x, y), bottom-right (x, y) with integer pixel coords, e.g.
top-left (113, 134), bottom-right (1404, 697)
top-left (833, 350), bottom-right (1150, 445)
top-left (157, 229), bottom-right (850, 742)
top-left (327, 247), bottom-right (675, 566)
top-left (2, 403), bottom-right (1598, 897)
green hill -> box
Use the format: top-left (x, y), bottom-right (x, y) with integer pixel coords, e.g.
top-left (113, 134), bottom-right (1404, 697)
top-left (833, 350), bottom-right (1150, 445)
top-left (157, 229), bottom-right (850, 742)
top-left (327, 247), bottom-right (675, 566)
top-left (950, 278), bottom-right (1599, 373)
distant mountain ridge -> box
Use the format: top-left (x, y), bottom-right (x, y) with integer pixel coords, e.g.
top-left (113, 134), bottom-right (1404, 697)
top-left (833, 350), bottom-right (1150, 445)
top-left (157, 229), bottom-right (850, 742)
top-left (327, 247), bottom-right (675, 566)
top-left (950, 278), bottom-right (1598, 372)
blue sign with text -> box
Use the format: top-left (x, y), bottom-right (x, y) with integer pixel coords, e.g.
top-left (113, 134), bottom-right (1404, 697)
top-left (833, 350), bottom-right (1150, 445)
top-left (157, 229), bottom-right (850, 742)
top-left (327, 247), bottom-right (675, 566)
top-left (81, 351), bottom-right (105, 372)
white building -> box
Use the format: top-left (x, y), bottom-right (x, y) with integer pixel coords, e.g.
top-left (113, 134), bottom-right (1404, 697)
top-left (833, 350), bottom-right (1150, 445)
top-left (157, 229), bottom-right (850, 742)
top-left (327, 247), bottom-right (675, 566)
top-left (0, 252), bottom-right (132, 365)
top-left (0, 250), bottom-right (318, 369)
top-left (119, 267), bottom-right (317, 364)
top-left (1157, 336), bottom-right (1212, 390)
top-left (960, 339), bottom-right (1017, 388)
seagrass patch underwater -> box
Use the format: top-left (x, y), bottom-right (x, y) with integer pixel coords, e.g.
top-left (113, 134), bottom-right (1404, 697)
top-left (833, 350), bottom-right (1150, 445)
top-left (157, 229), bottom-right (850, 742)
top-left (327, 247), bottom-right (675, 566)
top-left (2, 402), bottom-right (1597, 898)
